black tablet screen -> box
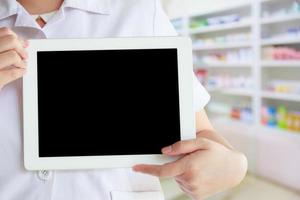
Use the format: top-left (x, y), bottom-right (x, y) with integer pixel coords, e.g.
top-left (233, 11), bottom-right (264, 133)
top-left (37, 49), bottom-right (181, 157)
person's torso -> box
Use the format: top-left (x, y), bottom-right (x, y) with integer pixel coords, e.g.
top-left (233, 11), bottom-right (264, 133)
top-left (0, 0), bottom-right (166, 199)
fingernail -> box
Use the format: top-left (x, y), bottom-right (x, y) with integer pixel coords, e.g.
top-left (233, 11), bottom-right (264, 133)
top-left (162, 146), bottom-right (172, 153)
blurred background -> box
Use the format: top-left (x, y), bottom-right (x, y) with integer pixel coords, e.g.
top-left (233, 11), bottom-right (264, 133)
top-left (159, 0), bottom-right (300, 199)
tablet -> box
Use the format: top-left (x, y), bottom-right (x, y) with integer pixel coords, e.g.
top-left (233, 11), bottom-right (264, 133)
top-left (23, 37), bottom-right (195, 170)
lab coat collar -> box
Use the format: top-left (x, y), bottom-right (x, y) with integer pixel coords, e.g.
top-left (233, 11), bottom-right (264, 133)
top-left (0, 0), bottom-right (19, 20)
top-left (64, 0), bottom-right (111, 15)
top-left (0, 0), bottom-right (111, 21)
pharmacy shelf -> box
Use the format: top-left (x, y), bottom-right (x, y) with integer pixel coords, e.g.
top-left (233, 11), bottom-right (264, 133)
top-left (260, 0), bottom-right (281, 3)
top-left (261, 91), bottom-right (300, 102)
top-left (261, 14), bottom-right (300, 25)
top-left (193, 42), bottom-right (251, 51)
top-left (223, 88), bottom-right (254, 96)
top-left (260, 125), bottom-right (300, 137)
top-left (171, 0), bottom-right (300, 133)
top-left (206, 87), bottom-right (220, 92)
top-left (207, 87), bottom-right (254, 97)
top-left (260, 0), bottom-right (274, 3)
top-left (212, 117), bottom-right (300, 136)
top-left (261, 60), bottom-right (300, 68)
top-left (261, 37), bottom-right (300, 46)
top-left (211, 118), bottom-right (255, 136)
top-left (189, 1), bottom-right (251, 18)
top-left (168, 0), bottom-right (300, 189)
top-left (189, 20), bottom-right (251, 34)
top-left (195, 61), bottom-right (252, 68)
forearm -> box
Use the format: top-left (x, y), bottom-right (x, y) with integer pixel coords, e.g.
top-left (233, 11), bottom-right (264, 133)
top-left (196, 110), bottom-right (233, 149)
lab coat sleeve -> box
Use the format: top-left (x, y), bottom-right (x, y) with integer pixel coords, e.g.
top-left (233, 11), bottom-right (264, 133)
top-left (153, 0), bottom-right (210, 112)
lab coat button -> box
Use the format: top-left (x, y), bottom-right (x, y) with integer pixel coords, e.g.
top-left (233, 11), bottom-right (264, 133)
top-left (37, 170), bottom-right (52, 181)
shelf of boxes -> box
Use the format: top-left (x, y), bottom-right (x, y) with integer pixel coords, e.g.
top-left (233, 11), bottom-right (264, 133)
top-left (189, 20), bottom-right (251, 34)
top-left (261, 91), bottom-right (300, 102)
top-left (260, 0), bottom-right (281, 3)
top-left (207, 87), bottom-right (254, 97)
top-left (188, 1), bottom-right (251, 19)
top-left (261, 60), bottom-right (300, 68)
top-left (195, 61), bottom-right (252, 68)
top-left (261, 38), bottom-right (300, 46)
top-left (170, 0), bottom-right (300, 134)
top-left (223, 88), bottom-right (254, 97)
top-left (261, 14), bottom-right (300, 25)
top-left (212, 117), bottom-right (300, 137)
top-left (189, 2), bottom-right (256, 127)
top-left (193, 42), bottom-right (251, 51)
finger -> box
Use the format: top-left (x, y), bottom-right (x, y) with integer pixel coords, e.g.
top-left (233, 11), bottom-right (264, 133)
top-left (133, 158), bottom-right (186, 178)
top-left (0, 27), bottom-right (17, 38)
top-left (162, 138), bottom-right (213, 156)
top-left (0, 35), bottom-right (28, 59)
top-left (19, 37), bottom-right (29, 48)
top-left (0, 68), bottom-right (26, 87)
top-left (0, 50), bottom-right (27, 70)
top-left (0, 27), bottom-right (28, 48)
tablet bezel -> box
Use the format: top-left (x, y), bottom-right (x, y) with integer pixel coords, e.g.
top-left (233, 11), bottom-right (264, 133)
top-left (23, 37), bottom-right (195, 170)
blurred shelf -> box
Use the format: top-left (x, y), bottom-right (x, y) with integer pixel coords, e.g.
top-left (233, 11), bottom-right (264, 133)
top-left (260, 125), bottom-right (300, 137)
top-left (212, 117), bottom-right (300, 137)
top-left (261, 37), bottom-right (300, 46)
top-left (261, 91), bottom-right (300, 102)
top-left (207, 87), bottom-right (254, 96)
top-left (206, 87), bottom-right (221, 92)
top-left (261, 61), bottom-right (300, 68)
top-left (181, 1), bottom-right (300, 133)
top-left (188, 2), bottom-right (251, 18)
top-left (207, 104), bottom-right (231, 115)
top-left (261, 14), bottom-right (300, 25)
top-left (189, 20), bottom-right (251, 34)
top-left (211, 118), bottom-right (255, 136)
top-left (193, 42), bottom-right (251, 51)
top-left (261, 0), bottom-right (281, 3)
top-left (223, 88), bottom-right (254, 96)
top-left (195, 61), bottom-right (252, 68)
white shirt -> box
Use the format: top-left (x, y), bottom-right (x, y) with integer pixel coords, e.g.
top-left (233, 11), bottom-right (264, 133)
top-left (0, 0), bottom-right (210, 200)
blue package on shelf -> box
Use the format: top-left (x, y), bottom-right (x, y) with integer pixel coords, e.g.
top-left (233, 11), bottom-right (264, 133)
top-left (207, 14), bottom-right (240, 26)
top-left (267, 106), bottom-right (277, 127)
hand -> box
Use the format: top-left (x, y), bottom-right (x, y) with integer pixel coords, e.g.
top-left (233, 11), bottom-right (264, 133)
top-left (133, 134), bottom-right (247, 200)
top-left (0, 27), bottom-right (29, 91)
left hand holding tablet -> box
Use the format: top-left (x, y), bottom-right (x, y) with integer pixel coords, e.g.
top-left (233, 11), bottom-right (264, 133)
top-left (133, 132), bottom-right (248, 200)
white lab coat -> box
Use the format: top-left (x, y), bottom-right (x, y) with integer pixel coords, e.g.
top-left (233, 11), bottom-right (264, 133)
top-left (0, 0), bottom-right (210, 199)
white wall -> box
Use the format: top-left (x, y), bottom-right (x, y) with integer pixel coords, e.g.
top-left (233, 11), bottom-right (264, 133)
top-left (161, 0), bottom-right (251, 18)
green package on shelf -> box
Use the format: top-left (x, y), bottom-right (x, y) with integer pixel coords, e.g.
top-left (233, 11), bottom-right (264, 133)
top-left (190, 19), bottom-right (208, 29)
top-left (277, 106), bottom-right (288, 129)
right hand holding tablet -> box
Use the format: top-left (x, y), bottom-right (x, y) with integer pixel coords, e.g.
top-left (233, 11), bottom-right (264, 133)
top-left (0, 27), bottom-right (29, 91)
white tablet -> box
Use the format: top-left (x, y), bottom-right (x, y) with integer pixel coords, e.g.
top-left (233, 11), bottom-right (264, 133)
top-left (23, 37), bottom-right (195, 170)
